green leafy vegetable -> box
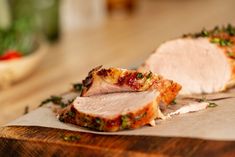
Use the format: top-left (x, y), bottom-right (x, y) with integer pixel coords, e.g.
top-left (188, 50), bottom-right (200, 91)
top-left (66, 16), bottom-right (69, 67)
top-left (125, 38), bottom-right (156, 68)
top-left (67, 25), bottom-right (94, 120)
top-left (68, 111), bottom-right (75, 117)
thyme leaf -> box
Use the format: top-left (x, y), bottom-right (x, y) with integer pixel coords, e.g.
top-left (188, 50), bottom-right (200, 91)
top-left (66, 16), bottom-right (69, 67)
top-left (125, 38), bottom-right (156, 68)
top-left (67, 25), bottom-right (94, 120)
top-left (68, 111), bottom-right (75, 117)
top-left (171, 99), bottom-right (177, 105)
top-left (146, 71), bottom-right (152, 79)
top-left (136, 73), bottom-right (144, 79)
top-left (198, 96), bottom-right (218, 108)
top-left (24, 106), bottom-right (29, 115)
top-left (121, 115), bottom-right (131, 129)
top-left (227, 51), bottom-right (235, 58)
top-left (39, 95), bottom-right (70, 108)
top-left (207, 102), bottom-right (218, 108)
top-left (73, 83), bottom-right (83, 92)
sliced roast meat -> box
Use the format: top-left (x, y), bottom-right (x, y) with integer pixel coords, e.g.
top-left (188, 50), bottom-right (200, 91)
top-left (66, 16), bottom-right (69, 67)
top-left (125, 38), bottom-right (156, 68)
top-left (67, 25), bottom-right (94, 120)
top-left (81, 66), bottom-right (181, 105)
top-left (143, 25), bottom-right (235, 95)
top-left (59, 91), bottom-right (159, 132)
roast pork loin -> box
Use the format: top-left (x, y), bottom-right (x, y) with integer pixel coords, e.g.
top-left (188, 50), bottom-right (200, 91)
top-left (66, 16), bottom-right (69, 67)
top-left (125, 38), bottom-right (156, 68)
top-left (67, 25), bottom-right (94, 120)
top-left (59, 91), bottom-right (159, 132)
top-left (143, 25), bottom-right (235, 94)
top-left (81, 66), bottom-right (181, 105)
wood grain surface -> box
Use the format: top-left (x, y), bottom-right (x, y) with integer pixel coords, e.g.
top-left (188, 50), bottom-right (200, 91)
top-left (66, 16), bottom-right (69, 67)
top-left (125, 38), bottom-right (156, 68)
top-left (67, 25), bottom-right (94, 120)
top-left (0, 126), bottom-right (235, 157)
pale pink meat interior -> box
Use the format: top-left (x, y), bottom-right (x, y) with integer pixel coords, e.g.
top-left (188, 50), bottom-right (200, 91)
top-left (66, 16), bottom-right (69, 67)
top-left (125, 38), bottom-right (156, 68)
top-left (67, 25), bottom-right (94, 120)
top-left (73, 91), bottom-right (158, 118)
top-left (146, 38), bottom-right (231, 94)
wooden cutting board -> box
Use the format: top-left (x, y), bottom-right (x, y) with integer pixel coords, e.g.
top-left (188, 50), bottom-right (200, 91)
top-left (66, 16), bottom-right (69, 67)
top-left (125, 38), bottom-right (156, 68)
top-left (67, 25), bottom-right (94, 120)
top-left (0, 126), bottom-right (235, 157)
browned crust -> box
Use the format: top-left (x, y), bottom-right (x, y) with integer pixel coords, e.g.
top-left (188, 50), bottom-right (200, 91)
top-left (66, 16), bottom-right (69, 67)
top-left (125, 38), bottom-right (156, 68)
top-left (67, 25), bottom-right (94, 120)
top-left (156, 80), bottom-right (182, 105)
top-left (59, 102), bottom-right (157, 132)
top-left (81, 66), bottom-right (181, 105)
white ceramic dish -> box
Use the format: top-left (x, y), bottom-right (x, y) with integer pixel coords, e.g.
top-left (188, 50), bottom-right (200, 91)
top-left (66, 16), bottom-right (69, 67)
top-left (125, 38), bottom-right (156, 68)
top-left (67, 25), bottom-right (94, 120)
top-left (0, 43), bottom-right (48, 88)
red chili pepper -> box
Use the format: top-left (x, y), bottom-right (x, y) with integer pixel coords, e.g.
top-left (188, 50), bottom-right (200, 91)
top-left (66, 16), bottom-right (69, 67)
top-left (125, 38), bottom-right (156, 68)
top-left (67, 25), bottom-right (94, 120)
top-left (0, 50), bottom-right (22, 61)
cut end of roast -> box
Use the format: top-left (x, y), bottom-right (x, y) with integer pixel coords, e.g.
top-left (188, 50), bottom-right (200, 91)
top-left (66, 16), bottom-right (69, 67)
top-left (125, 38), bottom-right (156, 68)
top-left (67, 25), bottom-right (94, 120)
top-left (81, 66), bottom-right (181, 105)
top-left (59, 91), bottom-right (159, 132)
top-left (145, 38), bottom-right (231, 94)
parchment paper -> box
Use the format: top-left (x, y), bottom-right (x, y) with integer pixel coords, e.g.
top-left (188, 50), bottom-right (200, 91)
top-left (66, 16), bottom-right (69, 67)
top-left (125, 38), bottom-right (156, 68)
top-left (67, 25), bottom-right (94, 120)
top-left (6, 89), bottom-right (235, 141)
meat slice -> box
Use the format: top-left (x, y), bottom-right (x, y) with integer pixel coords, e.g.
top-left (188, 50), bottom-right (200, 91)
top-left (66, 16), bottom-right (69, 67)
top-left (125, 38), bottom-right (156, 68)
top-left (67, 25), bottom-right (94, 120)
top-left (143, 25), bottom-right (235, 95)
top-left (81, 66), bottom-right (181, 105)
top-left (59, 91), bottom-right (159, 132)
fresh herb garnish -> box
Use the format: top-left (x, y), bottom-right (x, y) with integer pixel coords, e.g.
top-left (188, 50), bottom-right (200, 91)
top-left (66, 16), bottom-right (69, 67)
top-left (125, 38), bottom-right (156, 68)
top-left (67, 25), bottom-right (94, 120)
top-left (73, 83), bottom-right (83, 92)
top-left (183, 24), bottom-right (235, 38)
top-left (198, 96), bottom-right (218, 108)
top-left (60, 134), bottom-right (80, 142)
top-left (93, 117), bottom-right (104, 130)
top-left (198, 96), bottom-right (207, 102)
top-left (210, 38), bottom-right (233, 47)
top-left (24, 106), bottom-right (29, 115)
top-left (207, 102), bottom-right (218, 108)
top-left (171, 99), bottom-right (177, 105)
top-left (95, 117), bottom-right (101, 124)
top-left (183, 24), bottom-right (235, 50)
top-left (227, 51), bottom-right (235, 58)
top-left (195, 29), bottom-right (209, 37)
top-left (59, 115), bottom-right (65, 122)
top-left (68, 111), bottom-right (75, 117)
top-left (40, 95), bottom-right (68, 108)
top-left (136, 73), bottom-right (144, 79)
top-left (225, 24), bottom-right (235, 36)
top-left (146, 71), bottom-right (152, 79)
top-left (121, 115), bottom-right (131, 129)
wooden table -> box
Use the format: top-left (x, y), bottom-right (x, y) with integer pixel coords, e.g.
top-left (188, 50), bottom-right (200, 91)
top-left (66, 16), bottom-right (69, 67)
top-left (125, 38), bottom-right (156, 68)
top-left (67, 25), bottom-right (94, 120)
top-left (1, 0), bottom-right (235, 156)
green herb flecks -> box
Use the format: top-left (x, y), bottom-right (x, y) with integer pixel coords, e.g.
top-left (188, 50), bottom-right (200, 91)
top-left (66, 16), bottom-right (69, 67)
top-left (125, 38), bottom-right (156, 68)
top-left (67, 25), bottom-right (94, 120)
top-left (194, 28), bottom-right (210, 38)
top-left (94, 117), bottom-right (104, 130)
top-left (134, 112), bottom-right (147, 121)
top-left (60, 134), bottom-right (80, 142)
top-left (210, 38), bottom-right (233, 47)
top-left (73, 83), bottom-right (83, 92)
top-left (24, 106), bottom-right (29, 115)
top-left (183, 24), bottom-right (235, 49)
top-left (146, 71), bottom-right (152, 79)
top-left (95, 118), bottom-right (101, 124)
top-left (225, 24), bottom-right (235, 36)
top-left (207, 102), bottom-right (218, 108)
top-left (171, 99), bottom-right (177, 105)
top-left (183, 24), bottom-right (235, 38)
top-left (68, 111), bottom-right (75, 118)
top-left (198, 96), bottom-right (218, 108)
top-left (136, 73), bottom-right (144, 79)
top-left (227, 51), bottom-right (235, 58)
top-left (59, 115), bottom-right (65, 122)
top-left (198, 96), bottom-right (207, 102)
top-left (121, 115), bottom-right (131, 129)
top-left (40, 95), bottom-right (68, 108)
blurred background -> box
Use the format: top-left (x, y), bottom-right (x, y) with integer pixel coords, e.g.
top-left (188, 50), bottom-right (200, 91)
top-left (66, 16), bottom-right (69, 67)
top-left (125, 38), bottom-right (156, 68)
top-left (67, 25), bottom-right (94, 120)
top-left (0, 0), bottom-right (235, 125)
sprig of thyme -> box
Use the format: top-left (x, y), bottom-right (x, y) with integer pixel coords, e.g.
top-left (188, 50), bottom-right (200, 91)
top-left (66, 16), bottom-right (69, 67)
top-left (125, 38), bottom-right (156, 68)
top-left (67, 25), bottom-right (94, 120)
top-left (198, 96), bottom-right (218, 108)
top-left (183, 24), bottom-right (235, 38)
top-left (40, 95), bottom-right (74, 108)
